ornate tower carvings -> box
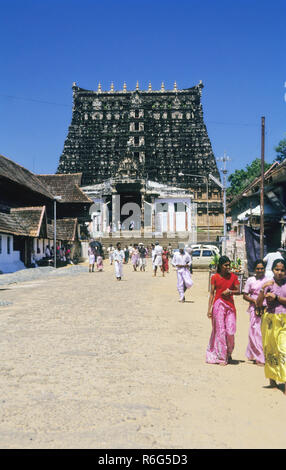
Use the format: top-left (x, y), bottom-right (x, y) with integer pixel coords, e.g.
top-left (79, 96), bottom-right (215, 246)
top-left (57, 82), bottom-right (220, 188)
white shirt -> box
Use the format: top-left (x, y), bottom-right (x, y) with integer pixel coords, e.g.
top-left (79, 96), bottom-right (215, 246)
top-left (154, 245), bottom-right (163, 256)
top-left (172, 252), bottom-right (192, 271)
top-left (113, 249), bottom-right (125, 263)
top-left (263, 251), bottom-right (283, 272)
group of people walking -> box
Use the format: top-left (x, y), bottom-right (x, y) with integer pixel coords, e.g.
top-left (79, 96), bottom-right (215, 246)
top-left (206, 253), bottom-right (286, 395)
top-left (105, 241), bottom-right (174, 277)
top-left (93, 240), bottom-right (192, 292)
top-left (88, 245), bottom-right (103, 273)
top-left (107, 241), bottom-right (173, 280)
top-left (88, 238), bottom-right (286, 393)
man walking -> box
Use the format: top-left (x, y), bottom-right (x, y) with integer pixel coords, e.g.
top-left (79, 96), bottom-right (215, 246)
top-left (172, 247), bottom-right (193, 302)
top-left (107, 244), bottom-right (115, 265)
top-left (153, 241), bottom-right (163, 277)
top-left (138, 243), bottom-right (147, 272)
top-left (113, 242), bottom-right (125, 280)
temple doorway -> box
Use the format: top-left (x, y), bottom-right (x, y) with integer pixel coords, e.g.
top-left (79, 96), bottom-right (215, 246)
top-left (119, 192), bottom-right (141, 231)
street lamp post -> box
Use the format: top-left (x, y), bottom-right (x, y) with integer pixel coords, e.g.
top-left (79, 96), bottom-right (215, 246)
top-left (53, 196), bottom-right (62, 268)
top-left (178, 172), bottom-right (210, 242)
top-left (209, 152), bottom-right (230, 255)
top-left (218, 153), bottom-right (230, 255)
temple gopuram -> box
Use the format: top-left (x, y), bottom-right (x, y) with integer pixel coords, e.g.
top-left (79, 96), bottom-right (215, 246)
top-left (57, 81), bottom-right (223, 242)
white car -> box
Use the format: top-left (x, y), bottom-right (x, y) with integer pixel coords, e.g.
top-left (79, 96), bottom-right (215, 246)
top-left (188, 244), bottom-right (220, 255)
top-left (191, 248), bottom-right (217, 269)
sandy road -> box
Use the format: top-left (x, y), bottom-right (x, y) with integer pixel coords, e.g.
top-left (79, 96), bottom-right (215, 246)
top-left (0, 260), bottom-right (285, 449)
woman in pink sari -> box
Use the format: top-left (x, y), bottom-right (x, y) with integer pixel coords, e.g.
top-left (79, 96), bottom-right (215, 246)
top-left (131, 245), bottom-right (139, 272)
top-left (96, 255), bottom-right (103, 271)
top-left (206, 256), bottom-right (240, 366)
top-left (243, 259), bottom-right (266, 366)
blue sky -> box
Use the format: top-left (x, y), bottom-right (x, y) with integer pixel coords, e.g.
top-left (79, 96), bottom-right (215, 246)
top-left (0, 0), bottom-right (285, 182)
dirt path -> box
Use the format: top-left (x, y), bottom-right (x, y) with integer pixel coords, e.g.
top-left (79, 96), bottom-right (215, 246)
top-left (0, 260), bottom-right (284, 449)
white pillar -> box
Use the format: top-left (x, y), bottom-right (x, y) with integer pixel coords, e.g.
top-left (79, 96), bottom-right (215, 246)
top-left (169, 201), bottom-right (175, 234)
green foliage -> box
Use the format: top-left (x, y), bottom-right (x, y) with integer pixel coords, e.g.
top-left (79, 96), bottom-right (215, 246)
top-left (210, 253), bottom-right (220, 267)
top-left (227, 158), bottom-right (271, 196)
top-left (274, 137), bottom-right (286, 163)
top-left (230, 258), bottom-right (242, 271)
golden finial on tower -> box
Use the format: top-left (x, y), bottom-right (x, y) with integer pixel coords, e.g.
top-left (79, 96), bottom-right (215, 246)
top-left (161, 82), bottom-right (165, 92)
top-left (173, 81), bottom-right (178, 91)
top-left (123, 82), bottom-right (127, 92)
top-left (97, 82), bottom-right (102, 92)
top-left (136, 80), bottom-right (139, 90)
top-left (148, 82), bottom-right (152, 91)
top-left (110, 82), bottom-right (114, 92)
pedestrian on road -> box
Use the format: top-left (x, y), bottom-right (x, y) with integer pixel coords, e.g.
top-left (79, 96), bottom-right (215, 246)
top-left (107, 244), bottom-right (115, 265)
top-left (172, 247), bottom-right (193, 302)
top-left (206, 255), bottom-right (240, 366)
top-left (88, 246), bottom-right (95, 273)
top-left (162, 246), bottom-right (170, 274)
top-left (131, 244), bottom-right (139, 271)
top-left (257, 258), bottom-right (286, 393)
top-left (124, 245), bottom-right (130, 264)
top-left (153, 241), bottom-right (163, 277)
top-left (151, 244), bottom-right (155, 271)
top-left (96, 254), bottom-right (103, 271)
top-left (243, 259), bottom-right (266, 366)
top-left (138, 243), bottom-right (147, 272)
top-left (113, 242), bottom-right (125, 280)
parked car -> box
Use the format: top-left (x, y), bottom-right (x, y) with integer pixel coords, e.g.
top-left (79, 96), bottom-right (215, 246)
top-left (189, 244), bottom-right (220, 255)
top-left (191, 248), bottom-right (216, 269)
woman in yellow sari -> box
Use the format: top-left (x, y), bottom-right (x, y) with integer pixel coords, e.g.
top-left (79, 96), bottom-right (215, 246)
top-left (257, 259), bottom-right (286, 393)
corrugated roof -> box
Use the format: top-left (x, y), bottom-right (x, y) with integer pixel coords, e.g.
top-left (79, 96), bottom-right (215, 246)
top-left (37, 174), bottom-right (93, 203)
top-left (0, 154), bottom-right (54, 199)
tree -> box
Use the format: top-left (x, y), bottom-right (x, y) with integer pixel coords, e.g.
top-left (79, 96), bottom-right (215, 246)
top-left (274, 137), bottom-right (286, 163)
top-left (227, 158), bottom-right (271, 197)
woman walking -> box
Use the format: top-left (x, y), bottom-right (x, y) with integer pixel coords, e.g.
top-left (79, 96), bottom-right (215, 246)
top-left (206, 256), bottom-right (240, 366)
top-left (162, 246), bottom-right (170, 275)
top-left (243, 259), bottom-right (266, 366)
top-left (88, 246), bottom-right (95, 273)
top-left (96, 254), bottom-right (103, 271)
top-left (131, 244), bottom-right (139, 272)
top-left (257, 259), bottom-right (286, 393)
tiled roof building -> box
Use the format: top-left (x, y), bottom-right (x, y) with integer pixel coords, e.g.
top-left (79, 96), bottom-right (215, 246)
top-left (0, 155), bottom-right (93, 272)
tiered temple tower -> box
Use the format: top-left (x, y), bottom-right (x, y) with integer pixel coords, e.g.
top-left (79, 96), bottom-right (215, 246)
top-left (57, 81), bottom-right (220, 187)
top-left (57, 81), bottom-right (223, 241)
